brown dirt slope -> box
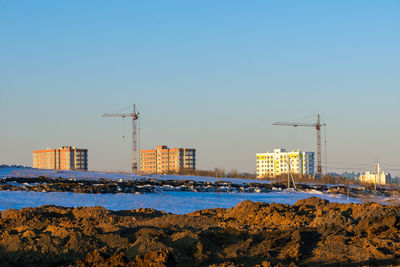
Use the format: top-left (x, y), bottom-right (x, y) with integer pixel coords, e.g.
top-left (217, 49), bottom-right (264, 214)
top-left (0, 197), bottom-right (399, 266)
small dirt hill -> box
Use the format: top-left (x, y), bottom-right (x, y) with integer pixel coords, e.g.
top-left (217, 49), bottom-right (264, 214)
top-left (0, 197), bottom-right (399, 266)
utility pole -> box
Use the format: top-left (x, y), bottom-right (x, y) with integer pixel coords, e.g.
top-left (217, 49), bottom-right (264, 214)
top-left (287, 159), bottom-right (297, 190)
top-left (273, 114), bottom-right (326, 177)
top-left (102, 105), bottom-right (140, 173)
top-left (374, 163), bottom-right (377, 191)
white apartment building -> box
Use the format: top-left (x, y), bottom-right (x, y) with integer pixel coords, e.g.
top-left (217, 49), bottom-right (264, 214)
top-left (256, 148), bottom-right (314, 178)
top-left (358, 163), bottom-right (391, 185)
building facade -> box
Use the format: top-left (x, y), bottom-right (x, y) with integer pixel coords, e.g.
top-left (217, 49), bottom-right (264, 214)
top-left (33, 146), bottom-right (88, 171)
top-left (256, 148), bottom-right (314, 178)
top-left (140, 145), bottom-right (196, 174)
top-left (358, 163), bottom-right (391, 185)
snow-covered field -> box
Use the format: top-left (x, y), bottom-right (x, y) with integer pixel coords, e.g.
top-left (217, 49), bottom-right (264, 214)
top-left (0, 167), bottom-right (397, 213)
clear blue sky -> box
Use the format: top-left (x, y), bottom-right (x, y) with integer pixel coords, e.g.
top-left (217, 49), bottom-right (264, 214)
top-left (1, 1), bottom-right (399, 175)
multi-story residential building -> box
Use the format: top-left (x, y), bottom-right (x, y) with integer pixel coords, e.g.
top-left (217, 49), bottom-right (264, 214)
top-left (256, 148), bottom-right (314, 178)
top-left (140, 145), bottom-right (196, 174)
top-left (33, 146), bottom-right (88, 171)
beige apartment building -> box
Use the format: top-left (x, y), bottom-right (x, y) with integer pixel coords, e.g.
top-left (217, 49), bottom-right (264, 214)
top-left (140, 145), bottom-right (196, 174)
top-left (33, 146), bottom-right (88, 171)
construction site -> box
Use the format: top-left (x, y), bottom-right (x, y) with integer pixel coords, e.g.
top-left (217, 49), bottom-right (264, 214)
top-left (2, 1), bottom-right (399, 265)
top-left (1, 106), bottom-right (399, 266)
top-left (99, 106), bottom-right (399, 188)
top-left (102, 105), bottom-right (322, 175)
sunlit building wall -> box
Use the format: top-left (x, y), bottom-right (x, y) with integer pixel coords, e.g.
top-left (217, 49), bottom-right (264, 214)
top-left (33, 146), bottom-right (88, 171)
top-left (256, 148), bottom-right (314, 178)
top-left (140, 145), bottom-right (195, 174)
top-left (358, 163), bottom-right (391, 185)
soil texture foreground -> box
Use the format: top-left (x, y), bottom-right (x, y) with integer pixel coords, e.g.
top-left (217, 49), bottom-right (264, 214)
top-left (0, 197), bottom-right (399, 266)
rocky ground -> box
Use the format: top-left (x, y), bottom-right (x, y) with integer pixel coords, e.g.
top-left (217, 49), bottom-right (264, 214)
top-left (1, 176), bottom-right (398, 202)
top-left (0, 197), bottom-right (399, 266)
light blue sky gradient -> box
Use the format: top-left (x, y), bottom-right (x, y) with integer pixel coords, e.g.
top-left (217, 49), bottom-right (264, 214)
top-left (1, 1), bottom-right (399, 175)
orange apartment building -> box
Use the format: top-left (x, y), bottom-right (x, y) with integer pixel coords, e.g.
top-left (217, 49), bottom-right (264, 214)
top-left (33, 146), bottom-right (88, 171)
top-left (140, 145), bottom-right (196, 174)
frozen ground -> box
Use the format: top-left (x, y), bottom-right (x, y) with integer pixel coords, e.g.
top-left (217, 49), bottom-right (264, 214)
top-left (0, 167), bottom-right (367, 187)
top-left (0, 167), bottom-right (273, 185)
top-left (0, 190), bottom-right (363, 215)
top-left (0, 167), bottom-right (397, 213)
top-left (0, 167), bottom-right (142, 181)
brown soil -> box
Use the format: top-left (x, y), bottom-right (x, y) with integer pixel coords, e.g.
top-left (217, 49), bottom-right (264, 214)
top-left (0, 197), bottom-right (399, 266)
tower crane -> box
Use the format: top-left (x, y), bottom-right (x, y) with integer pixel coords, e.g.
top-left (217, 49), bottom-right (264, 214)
top-left (102, 105), bottom-right (140, 173)
top-left (273, 114), bottom-right (326, 177)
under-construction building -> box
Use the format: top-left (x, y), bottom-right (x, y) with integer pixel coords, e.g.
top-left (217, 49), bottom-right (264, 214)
top-left (33, 146), bottom-right (88, 171)
top-left (140, 145), bottom-right (196, 174)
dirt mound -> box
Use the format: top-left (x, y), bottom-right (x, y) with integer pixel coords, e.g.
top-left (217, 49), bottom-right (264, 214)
top-left (0, 198), bottom-right (400, 266)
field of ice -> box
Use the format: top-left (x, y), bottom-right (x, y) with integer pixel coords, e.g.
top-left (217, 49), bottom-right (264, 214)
top-left (0, 167), bottom-right (397, 213)
top-left (0, 190), bottom-right (362, 214)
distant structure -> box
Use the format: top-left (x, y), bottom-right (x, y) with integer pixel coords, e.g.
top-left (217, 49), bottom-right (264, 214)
top-left (391, 176), bottom-right (400, 185)
top-left (358, 163), bottom-right (391, 185)
top-left (140, 145), bottom-right (196, 174)
top-left (341, 172), bottom-right (361, 180)
top-left (256, 149), bottom-right (314, 178)
top-left (102, 105), bottom-right (139, 173)
top-left (273, 114), bottom-right (326, 177)
top-left (33, 146), bottom-right (88, 171)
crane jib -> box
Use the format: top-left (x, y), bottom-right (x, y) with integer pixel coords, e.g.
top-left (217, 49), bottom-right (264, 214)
top-left (272, 114), bottom-right (326, 177)
top-left (102, 105), bottom-right (140, 173)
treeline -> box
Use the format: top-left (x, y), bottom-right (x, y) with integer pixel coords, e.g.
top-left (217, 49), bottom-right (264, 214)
top-left (269, 173), bottom-right (364, 186)
top-left (149, 168), bottom-right (400, 188)
top-left (165, 168), bottom-right (256, 179)
top-left (162, 168), bottom-right (359, 185)
top-left (0, 164), bottom-right (26, 169)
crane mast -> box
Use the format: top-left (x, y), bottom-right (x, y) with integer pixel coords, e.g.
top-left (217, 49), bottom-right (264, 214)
top-left (102, 105), bottom-right (140, 173)
top-left (316, 114), bottom-right (322, 176)
top-left (273, 114), bottom-right (326, 177)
